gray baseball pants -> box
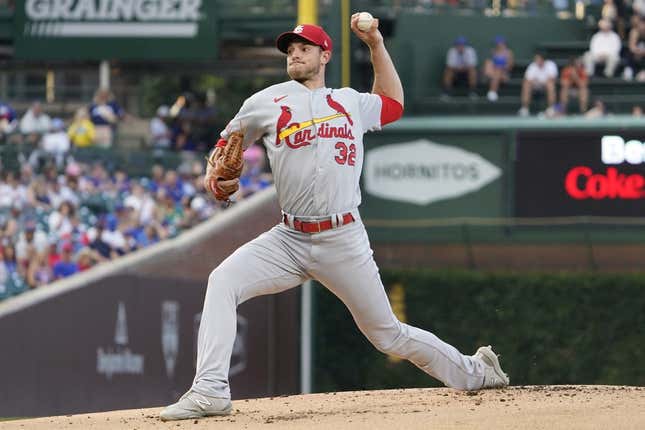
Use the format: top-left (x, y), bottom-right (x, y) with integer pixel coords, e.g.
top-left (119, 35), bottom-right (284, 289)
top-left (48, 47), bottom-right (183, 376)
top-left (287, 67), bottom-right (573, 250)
top-left (191, 211), bottom-right (485, 398)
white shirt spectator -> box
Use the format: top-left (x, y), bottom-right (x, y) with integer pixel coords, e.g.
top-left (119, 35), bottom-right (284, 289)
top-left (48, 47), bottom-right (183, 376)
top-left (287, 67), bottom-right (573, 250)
top-left (589, 30), bottom-right (622, 58)
top-left (150, 105), bottom-right (171, 148)
top-left (20, 107), bottom-right (51, 135)
top-left (525, 60), bottom-right (559, 85)
top-left (101, 229), bottom-right (126, 251)
top-left (41, 130), bottom-right (71, 155)
top-left (124, 193), bottom-right (156, 225)
top-left (48, 211), bottom-right (73, 237)
top-left (15, 230), bottom-right (48, 260)
top-left (446, 46), bottom-right (478, 69)
top-left (0, 182), bottom-right (27, 209)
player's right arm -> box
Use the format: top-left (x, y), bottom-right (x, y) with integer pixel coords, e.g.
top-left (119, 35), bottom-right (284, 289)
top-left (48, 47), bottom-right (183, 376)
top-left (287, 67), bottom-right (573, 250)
top-left (349, 13), bottom-right (404, 108)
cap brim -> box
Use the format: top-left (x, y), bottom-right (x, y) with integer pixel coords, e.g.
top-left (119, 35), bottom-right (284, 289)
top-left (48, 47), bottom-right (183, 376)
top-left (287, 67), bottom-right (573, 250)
top-left (276, 32), bottom-right (317, 53)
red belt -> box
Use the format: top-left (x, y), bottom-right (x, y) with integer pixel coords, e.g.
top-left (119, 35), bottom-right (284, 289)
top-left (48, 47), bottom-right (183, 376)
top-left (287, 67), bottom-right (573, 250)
top-left (283, 212), bottom-right (355, 233)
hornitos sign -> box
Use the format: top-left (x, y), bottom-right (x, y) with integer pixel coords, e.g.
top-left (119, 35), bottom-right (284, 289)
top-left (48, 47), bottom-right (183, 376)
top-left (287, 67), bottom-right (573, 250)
top-left (24, 0), bottom-right (201, 37)
top-left (364, 139), bottom-right (501, 205)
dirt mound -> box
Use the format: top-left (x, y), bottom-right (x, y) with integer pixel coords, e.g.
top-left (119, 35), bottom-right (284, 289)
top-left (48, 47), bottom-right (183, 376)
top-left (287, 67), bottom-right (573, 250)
top-left (2, 385), bottom-right (644, 430)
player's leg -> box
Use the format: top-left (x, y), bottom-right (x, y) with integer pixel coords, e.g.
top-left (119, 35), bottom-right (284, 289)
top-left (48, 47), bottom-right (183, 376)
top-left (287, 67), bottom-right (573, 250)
top-left (193, 225), bottom-right (309, 398)
top-left (161, 225), bottom-right (308, 420)
top-left (309, 221), bottom-right (505, 391)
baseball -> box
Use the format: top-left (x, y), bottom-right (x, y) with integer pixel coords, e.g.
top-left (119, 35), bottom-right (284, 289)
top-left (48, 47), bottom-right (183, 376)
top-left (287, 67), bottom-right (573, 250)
top-left (357, 12), bottom-right (374, 32)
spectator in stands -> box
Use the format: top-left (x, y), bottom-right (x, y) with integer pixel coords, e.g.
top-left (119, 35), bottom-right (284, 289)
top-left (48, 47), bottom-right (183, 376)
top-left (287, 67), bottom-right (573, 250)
top-left (149, 164), bottom-right (165, 193)
top-left (15, 221), bottom-right (48, 275)
top-left (559, 57), bottom-right (589, 114)
top-left (19, 101), bottom-right (52, 145)
top-left (52, 241), bottom-right (79, 279)
top-left (632, 105), bottom-right (643, 116)
top-left (583, 19), bottom-right (621, 78)
top-left (1, 242), bottom-right (17, 276)
top-left (124, 181), bottom-right (156, 225)
top-left (0, 100), bottom-right (17, 141)
top-left (89, 219), bottom-right (113, 260)
top-left (0, 171), bottom-right (28, 209)
top-left (441, 36), bottom-right (478, 99)
top-left (76, 247), bottom-right (103, 272)
top-left (48, 201), bottom-right (75, 238)
top-left (89, 88), bottom-right (124, 148)
top-left (585, 99), bottom-right (608, 117)
top-left (519, 52), bottom-right (558, 116)
top-left (0, 208), bottom-right (18, 240)
top-left (35, 118), bottom-right (71, 169)
top-left (624, 15), bottom-right (645, 81)
top-left (633, 0), bottom-right (645, 25)
top-left (26, 251), bottom-right (53, 288)
top-left (67, 107), bottom-right (96, 148)
top-left (150, 105), bottom-right (172, 150)
top-left (483, 35), bottom-right (514, 102)
top-left (163, 170), bottom-right (186, 203)
top-left (26, 177), bottom-right (52, 211)
top-left (601, 0), bottom-right (626, 39)
top-left (0, 247), bottom-right (7, 295)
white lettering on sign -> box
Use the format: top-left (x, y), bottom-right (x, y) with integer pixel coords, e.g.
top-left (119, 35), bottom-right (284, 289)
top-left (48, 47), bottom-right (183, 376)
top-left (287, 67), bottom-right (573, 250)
top-left (364, 139), bottom-right (501, 205)
top-left (601, 135), bottom-right (645, 165)
top-left (24, 0), bottom-right (201, 38)
top-left (96, 302), bottom-right (145, 380)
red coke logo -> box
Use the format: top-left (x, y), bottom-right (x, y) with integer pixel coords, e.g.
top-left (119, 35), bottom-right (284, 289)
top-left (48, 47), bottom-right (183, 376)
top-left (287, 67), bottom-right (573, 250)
top-left (564, 166), bottom-right (645, 200)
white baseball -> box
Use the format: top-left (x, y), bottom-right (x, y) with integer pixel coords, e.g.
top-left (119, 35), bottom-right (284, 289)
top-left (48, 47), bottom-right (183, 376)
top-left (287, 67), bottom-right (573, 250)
top-left (356, 12), bottom-right (374, 32)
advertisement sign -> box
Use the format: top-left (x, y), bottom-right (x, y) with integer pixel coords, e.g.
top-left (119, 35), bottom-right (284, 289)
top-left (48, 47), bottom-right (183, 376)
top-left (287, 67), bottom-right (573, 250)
top-left (13, 0), bottom-right (218, 60)
top-left (364, 139), bottom-right (502, 206)
top-left (515, 131), bottom-right (645, 217)
top-left (0, 274), bottom-right (299, 417)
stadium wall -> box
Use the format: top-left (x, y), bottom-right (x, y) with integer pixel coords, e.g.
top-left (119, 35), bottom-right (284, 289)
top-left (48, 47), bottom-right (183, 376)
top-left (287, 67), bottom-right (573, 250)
top-left (0, 188), bottom-right (301, 417)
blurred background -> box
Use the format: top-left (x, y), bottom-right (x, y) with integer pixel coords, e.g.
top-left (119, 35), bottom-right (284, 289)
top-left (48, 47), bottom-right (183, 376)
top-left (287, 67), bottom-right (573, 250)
top-left (0, 0), bottom-right (644, 419)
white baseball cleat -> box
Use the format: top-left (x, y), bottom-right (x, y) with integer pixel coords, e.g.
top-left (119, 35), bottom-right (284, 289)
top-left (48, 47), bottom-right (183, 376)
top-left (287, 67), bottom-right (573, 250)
top-left (159, 390), bottom-right (232, 421)
top-left (474, 345), bottom-right (510, 389)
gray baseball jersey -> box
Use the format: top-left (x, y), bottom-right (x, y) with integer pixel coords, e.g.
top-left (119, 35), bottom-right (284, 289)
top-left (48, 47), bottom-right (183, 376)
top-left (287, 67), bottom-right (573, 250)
top-left (221, 80), bottom-right (382, 217)
top-left (190, 80), bottom-right (488, 401)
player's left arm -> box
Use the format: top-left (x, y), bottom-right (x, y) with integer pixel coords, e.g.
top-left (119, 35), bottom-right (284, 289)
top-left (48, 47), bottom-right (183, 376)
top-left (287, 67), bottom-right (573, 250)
top-left (350, 13), bottom-right (404, 124)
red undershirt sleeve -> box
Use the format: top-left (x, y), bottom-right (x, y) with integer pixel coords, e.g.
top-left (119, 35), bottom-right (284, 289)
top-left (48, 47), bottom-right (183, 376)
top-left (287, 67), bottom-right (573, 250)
top-left (379, 95), bottom-right (404, 126)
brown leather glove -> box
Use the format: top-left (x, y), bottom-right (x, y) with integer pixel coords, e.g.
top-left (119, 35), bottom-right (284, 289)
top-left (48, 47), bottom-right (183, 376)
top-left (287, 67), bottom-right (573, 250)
top-left (204, 131), bottom-right (244, 201)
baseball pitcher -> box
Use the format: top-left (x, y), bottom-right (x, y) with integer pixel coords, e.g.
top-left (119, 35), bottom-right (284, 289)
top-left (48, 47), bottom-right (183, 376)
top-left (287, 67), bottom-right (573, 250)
top-left (160, 14), bottom-right (509, 421)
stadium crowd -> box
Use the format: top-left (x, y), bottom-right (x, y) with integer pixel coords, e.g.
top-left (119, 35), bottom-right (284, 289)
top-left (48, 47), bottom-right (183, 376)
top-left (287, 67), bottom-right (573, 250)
top-left (441, 2), bottom-right (645, 116)
top-left (0, 96), bottom-right (272, 299)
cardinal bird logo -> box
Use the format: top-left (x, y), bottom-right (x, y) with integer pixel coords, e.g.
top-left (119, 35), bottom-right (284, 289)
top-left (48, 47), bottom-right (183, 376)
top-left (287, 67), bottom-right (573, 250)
top-left (326, 94), bottom-right (353, 126)
top-left (275, 105), bottom-right (292, 146)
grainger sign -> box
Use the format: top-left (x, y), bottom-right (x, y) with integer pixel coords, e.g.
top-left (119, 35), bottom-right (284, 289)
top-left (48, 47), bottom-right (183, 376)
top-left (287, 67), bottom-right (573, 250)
top-left (14, 0), bottom-right (218, 60)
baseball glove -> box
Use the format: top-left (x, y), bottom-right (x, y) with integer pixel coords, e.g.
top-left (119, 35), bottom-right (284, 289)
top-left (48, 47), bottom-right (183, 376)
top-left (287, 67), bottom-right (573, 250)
top-left (205, 131), bottom-right (244, 201)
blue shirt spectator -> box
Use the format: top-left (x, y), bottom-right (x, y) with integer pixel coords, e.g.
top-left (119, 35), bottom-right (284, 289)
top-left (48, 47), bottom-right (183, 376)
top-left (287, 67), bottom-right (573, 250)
top-left (0, 101), bottom-right (18, 137)
top-left (53, 243), bottom-right (79, 279)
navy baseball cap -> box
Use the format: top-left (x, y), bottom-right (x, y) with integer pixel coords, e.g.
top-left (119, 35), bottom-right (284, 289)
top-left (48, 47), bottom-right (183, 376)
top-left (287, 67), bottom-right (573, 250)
top-left (276, 24), bottom-right (333, 53)
top-left (454, 36), bottom-right (467, 45)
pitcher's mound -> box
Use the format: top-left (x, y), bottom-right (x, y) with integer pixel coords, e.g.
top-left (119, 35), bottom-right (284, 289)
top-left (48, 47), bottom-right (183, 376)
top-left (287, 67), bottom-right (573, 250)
top-left (3, 385), bottom-right (644, 430)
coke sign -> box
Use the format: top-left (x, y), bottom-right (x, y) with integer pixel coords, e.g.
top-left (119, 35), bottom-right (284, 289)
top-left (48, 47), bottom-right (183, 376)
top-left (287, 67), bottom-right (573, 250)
top-left (515, 131), bottom-right (645, 217)
top-left (565, 166), bottom-right (645, 200)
